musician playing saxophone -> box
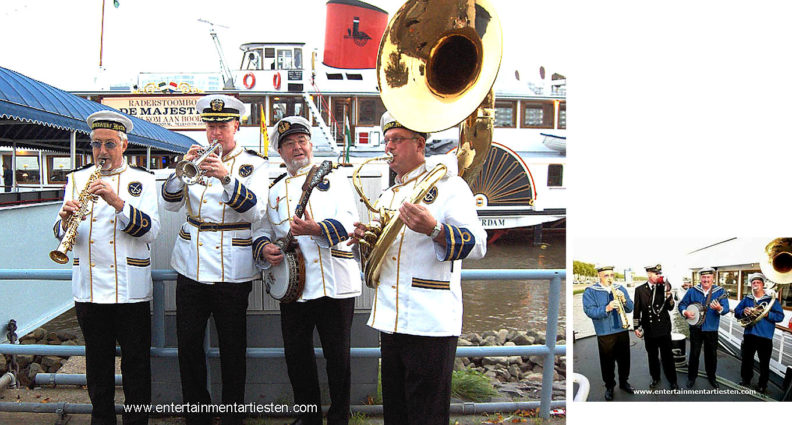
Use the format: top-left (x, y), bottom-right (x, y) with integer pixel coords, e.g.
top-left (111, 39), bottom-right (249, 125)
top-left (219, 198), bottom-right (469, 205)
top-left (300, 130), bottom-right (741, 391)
top-left (348, 112), bottom-right (486, 425)
top-left (162, 95), bottom-right (268, 425)
top-left (252, 116), bottom-right (361, 425)
top-left (735, 273), bottom-right (784, 393)
top-left (582, 266), bottom-right (635, 400)
top-left (54, 110), bottom-right (160, 425)
top-left (678, 267), bottom-right (730, 389)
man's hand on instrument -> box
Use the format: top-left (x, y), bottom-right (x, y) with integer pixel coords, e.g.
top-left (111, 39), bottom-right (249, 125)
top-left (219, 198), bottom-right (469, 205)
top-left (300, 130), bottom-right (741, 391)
top-left (616, 292), bottom-right (626, 303)
top-left (291, 209), bottom-right (322, 237)
top-left (399, 202), bottom-right (436, 235)
top-left (683, 310), bottom-right (694, 319)
top-left (88, 179), bottom-right (125, 212)
top-left (199, 153), bottom-right (229, 180)
top-left (347, 221), bottom-right (381, 246)
top-left (606, 300), bottom-right (619, 312)
top-left (184, 145), bottom-right (203, 162)
top-left (710, 300), bottom-right (723, 312)
top-left (59, 200), bottom-right (82, 229)
top-left (262, 244), bottom-right (284, 266)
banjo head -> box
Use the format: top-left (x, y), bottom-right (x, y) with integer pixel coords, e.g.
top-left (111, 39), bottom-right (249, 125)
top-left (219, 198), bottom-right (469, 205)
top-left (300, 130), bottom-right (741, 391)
top-left (685, 303), bottom-right (706, 327)
top-left (262, 251), bottom-right (305, 303)
top-left (263, 261), bottom-right (290, 299)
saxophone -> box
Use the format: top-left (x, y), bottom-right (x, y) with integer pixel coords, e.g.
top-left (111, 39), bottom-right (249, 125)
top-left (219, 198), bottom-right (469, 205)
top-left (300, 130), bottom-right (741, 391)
top-left (50, 160), bottom-right (106, 264)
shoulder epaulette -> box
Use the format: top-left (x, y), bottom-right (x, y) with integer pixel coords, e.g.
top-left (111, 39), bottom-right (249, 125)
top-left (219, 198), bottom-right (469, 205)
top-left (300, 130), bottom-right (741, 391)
top-left (130, 164), bottom-right (154, 174)
top-left (246, 149), bottom-right (268, 160)
top-left (269, 172), bottom-right (287, 189)
top-left (68, 163), bottom-right (94, 175)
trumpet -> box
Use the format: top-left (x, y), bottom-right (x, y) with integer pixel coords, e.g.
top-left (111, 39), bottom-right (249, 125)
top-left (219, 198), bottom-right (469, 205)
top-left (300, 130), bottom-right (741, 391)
top-left (50, 159), bottom-right (106, 264)
top-left (174, 140), bottom-right (223, 185)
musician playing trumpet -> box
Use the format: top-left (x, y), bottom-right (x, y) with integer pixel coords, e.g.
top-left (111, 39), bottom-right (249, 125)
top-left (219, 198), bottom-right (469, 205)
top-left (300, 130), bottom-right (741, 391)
top-left (582, 266), bottom-right (635, 401)
top-left (679, 267), bottom-right (730, 389)
top-left (162, 95), bottom-right (268, 425)
top-left (735, 273), bottom-right (784, 393)
top-left (54, 110), bottom-right (160, 424)
top-left (253, 116), bottom-right (361, 425)
top-left (632, 264), bottom-right (679, 390)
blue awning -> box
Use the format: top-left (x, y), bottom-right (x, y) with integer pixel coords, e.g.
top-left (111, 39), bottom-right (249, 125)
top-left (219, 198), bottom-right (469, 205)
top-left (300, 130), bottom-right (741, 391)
top-left (0, 66), bottom-right (194, 153)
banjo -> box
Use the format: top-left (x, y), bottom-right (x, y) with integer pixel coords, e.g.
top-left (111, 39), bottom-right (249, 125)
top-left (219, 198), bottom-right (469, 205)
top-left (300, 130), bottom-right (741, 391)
top-left (684, 290), bottom-right (729, 327)
top-left (263, 161), bottom-right (335, 303)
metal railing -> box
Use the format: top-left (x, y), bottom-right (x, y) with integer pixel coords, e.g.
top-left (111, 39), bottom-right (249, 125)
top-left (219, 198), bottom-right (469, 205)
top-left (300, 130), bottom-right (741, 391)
top-left (0, 268), bottom-right (565, 418)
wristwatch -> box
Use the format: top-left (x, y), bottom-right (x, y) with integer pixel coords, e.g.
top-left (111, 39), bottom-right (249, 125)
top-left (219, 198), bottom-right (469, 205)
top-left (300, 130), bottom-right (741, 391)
top-left (220, 174), bottom-right (232, 186)
top-left (429, 222), bottom-right (442, 239)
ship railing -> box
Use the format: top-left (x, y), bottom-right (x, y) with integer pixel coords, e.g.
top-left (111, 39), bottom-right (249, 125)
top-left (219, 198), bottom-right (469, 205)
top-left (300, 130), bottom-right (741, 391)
top-left (0, 268), bottom-right (565, 419)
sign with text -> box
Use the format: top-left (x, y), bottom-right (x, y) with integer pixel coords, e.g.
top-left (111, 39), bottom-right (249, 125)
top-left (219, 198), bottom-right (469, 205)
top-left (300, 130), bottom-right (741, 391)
top-left (101, 96), bottom-right (203, 130)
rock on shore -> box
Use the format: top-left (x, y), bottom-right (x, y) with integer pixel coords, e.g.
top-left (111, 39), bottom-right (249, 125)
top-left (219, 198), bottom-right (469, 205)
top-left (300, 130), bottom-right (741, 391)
top-left (2, 327), bottom-right (79, 387)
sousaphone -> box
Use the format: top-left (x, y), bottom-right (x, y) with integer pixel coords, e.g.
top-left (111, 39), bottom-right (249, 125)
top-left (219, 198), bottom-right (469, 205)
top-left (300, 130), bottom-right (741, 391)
top-left (354, 0), bottom-right (503, 288)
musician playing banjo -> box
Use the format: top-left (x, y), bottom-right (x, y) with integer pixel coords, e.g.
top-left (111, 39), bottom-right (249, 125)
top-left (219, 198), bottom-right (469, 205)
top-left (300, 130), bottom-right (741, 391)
top-left (54, 110), bottom-right (160, 424)
top-left (632, 264), bottom-right (679, 390)
top-left (679, 267), bottom-right (730, 389)
top-left (734, 273), bottom-right (784, 393)
top-left (253, 116), bottom-right (361, 425)
top-left (162, 94), bottom-right (268, 425)
top-left (582, 265), bottom-right (635, 401)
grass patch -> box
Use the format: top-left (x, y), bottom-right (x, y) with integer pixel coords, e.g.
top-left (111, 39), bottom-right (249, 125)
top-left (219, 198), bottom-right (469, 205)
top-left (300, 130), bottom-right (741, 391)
top-left (350, 411), bottom-right (368, 425)
top-left (572, 288), bottom-right (586, 295)
top-left (451, 368), bottom-right (498, 402)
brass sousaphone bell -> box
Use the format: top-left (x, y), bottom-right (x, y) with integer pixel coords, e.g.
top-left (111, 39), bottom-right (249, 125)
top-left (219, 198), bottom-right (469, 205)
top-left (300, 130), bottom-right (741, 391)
top-left (739, 237), bottom-right (792, 327)
top-left (353, 0), bottom-right (503, 288)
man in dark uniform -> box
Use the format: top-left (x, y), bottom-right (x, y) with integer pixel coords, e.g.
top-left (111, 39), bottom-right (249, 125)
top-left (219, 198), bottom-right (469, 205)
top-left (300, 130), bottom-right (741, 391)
top-left (633, 264), bottom-right (679, 390)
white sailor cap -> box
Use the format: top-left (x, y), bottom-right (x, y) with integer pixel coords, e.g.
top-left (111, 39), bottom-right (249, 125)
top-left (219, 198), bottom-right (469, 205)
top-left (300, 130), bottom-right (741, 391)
top-left (747, 272), bottom-right (766, 283)
top-left (272, 116), bottom-right (312, 149)
top-left (596, 265), bottom-right (614, 273)
top-left (196, 94), bottom-right (244, 122)
top-left (87, 110), bottom-right (133, 134)
top-left (699, 267), bottom-right (715, 276)
top-left (380, 111), bottom-right (428, 140)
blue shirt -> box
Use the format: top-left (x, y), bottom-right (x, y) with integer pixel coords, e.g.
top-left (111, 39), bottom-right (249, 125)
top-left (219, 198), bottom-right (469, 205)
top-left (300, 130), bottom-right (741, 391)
top-left (678, 284), bottom-right (730, 332)
top-left (735, 293), bottom-right (784, 339)
top-left (583, 283), bottom-right (633, 336)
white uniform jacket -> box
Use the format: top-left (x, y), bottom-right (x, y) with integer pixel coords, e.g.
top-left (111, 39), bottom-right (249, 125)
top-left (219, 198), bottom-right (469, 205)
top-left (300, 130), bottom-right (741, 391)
top-left (53, 162), bottom-right (160, 304)
top-left (252, 163), bottom-right (362, 301)
top-left (162, 144), bottom-right (268, 283)
top-left (367, 155), bottom-right (487, 336)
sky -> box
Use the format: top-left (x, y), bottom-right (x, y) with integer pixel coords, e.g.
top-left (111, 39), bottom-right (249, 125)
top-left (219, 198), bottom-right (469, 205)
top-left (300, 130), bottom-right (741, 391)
top-left (0, 0), bottom-right (570, 90)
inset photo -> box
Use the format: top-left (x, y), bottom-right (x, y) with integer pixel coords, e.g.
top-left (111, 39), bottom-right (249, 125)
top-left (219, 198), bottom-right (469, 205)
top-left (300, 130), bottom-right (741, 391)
top-left (572, 237), bottom-right (792, 402)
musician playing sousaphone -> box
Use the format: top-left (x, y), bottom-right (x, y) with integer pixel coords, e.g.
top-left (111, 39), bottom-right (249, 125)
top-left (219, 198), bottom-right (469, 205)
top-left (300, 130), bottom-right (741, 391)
top-left (253, 116), bottom-right (361, 425)
top-left (582, 265), bottom-right (635, 401)
top-left (349, 112), bottom-right (486, 425)
top-left (735, 273), bottom-right (784, 393)
top-left (679, 267), bottom-right (730, 389)
top-left (632, 264), bottom-right (679, 390)
top-left (54, 110), bottom-right (160, 424)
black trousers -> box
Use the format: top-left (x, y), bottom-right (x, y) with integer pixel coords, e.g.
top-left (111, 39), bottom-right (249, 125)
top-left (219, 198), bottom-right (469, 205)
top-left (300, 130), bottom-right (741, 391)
top-left (596, 331), bottom-right (630, 389)
top-left (280, 296), bottom-right (355, 425)
top-left (741, 333), bottom-right (773, 387)
top-left (380, 332), bottom-right (457, 425)
top-left (688, 327), bottom-right (718, 381)
top-left (644, 333), bottom-right (677, 384)
top-left (176, 274), bottom-right (252, 425)
top-left (75, 301), bottom-right (151, 425)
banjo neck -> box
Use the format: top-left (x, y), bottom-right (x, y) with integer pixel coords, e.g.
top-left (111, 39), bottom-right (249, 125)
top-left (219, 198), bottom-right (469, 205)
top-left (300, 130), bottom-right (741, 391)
top-left (281, 161), bottom-right (335, 252)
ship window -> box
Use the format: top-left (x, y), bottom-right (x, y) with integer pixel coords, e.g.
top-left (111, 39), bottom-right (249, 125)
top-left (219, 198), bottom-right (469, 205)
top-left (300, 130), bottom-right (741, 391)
top-left (718, 270), bottom-right (739, 299)
top-left (559, 102), bottom-right (566, 129)
top-left (326, 73), bottom-right (343, 80)
top-left (47, 156), bottom-right (76, 184)
top-left (277, 49), bottom-right (293, 70)
top-left (346, 73), bottom-right (363, 80)
top-left (270, 96), bottom-right (308, 122)
top-left (520, 101), bottom-right (554, 129)
top-left (494, 101), bottom-right (516, 128)
top-left (264, 48), bottom-right (275, 58)
top-left (13, 155), bottom-right (40, 185)
top-left (294, 48), bottom-right (303, 69)
top-left (240, 96), bottom-right (268, 127)
top-left (547, 164), bottom-right (563, 187)
top-left (357, 97), bottom-right (387, 126)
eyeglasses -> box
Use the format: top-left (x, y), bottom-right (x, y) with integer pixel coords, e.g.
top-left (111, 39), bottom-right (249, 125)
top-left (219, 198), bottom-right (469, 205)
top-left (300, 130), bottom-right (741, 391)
top-left (280, 137), bottom-right (310, 150)
top-left (90, 140), bottom-right (119, 149)
top-left (383, 136), bottom-right (418, 146)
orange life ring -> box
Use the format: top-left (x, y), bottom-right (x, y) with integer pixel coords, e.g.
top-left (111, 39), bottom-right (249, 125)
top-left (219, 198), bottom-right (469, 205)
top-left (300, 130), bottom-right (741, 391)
top-left (243, 73), bottom-right (256, 89)
top-left (273, 72), bottom-right (282, 90)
